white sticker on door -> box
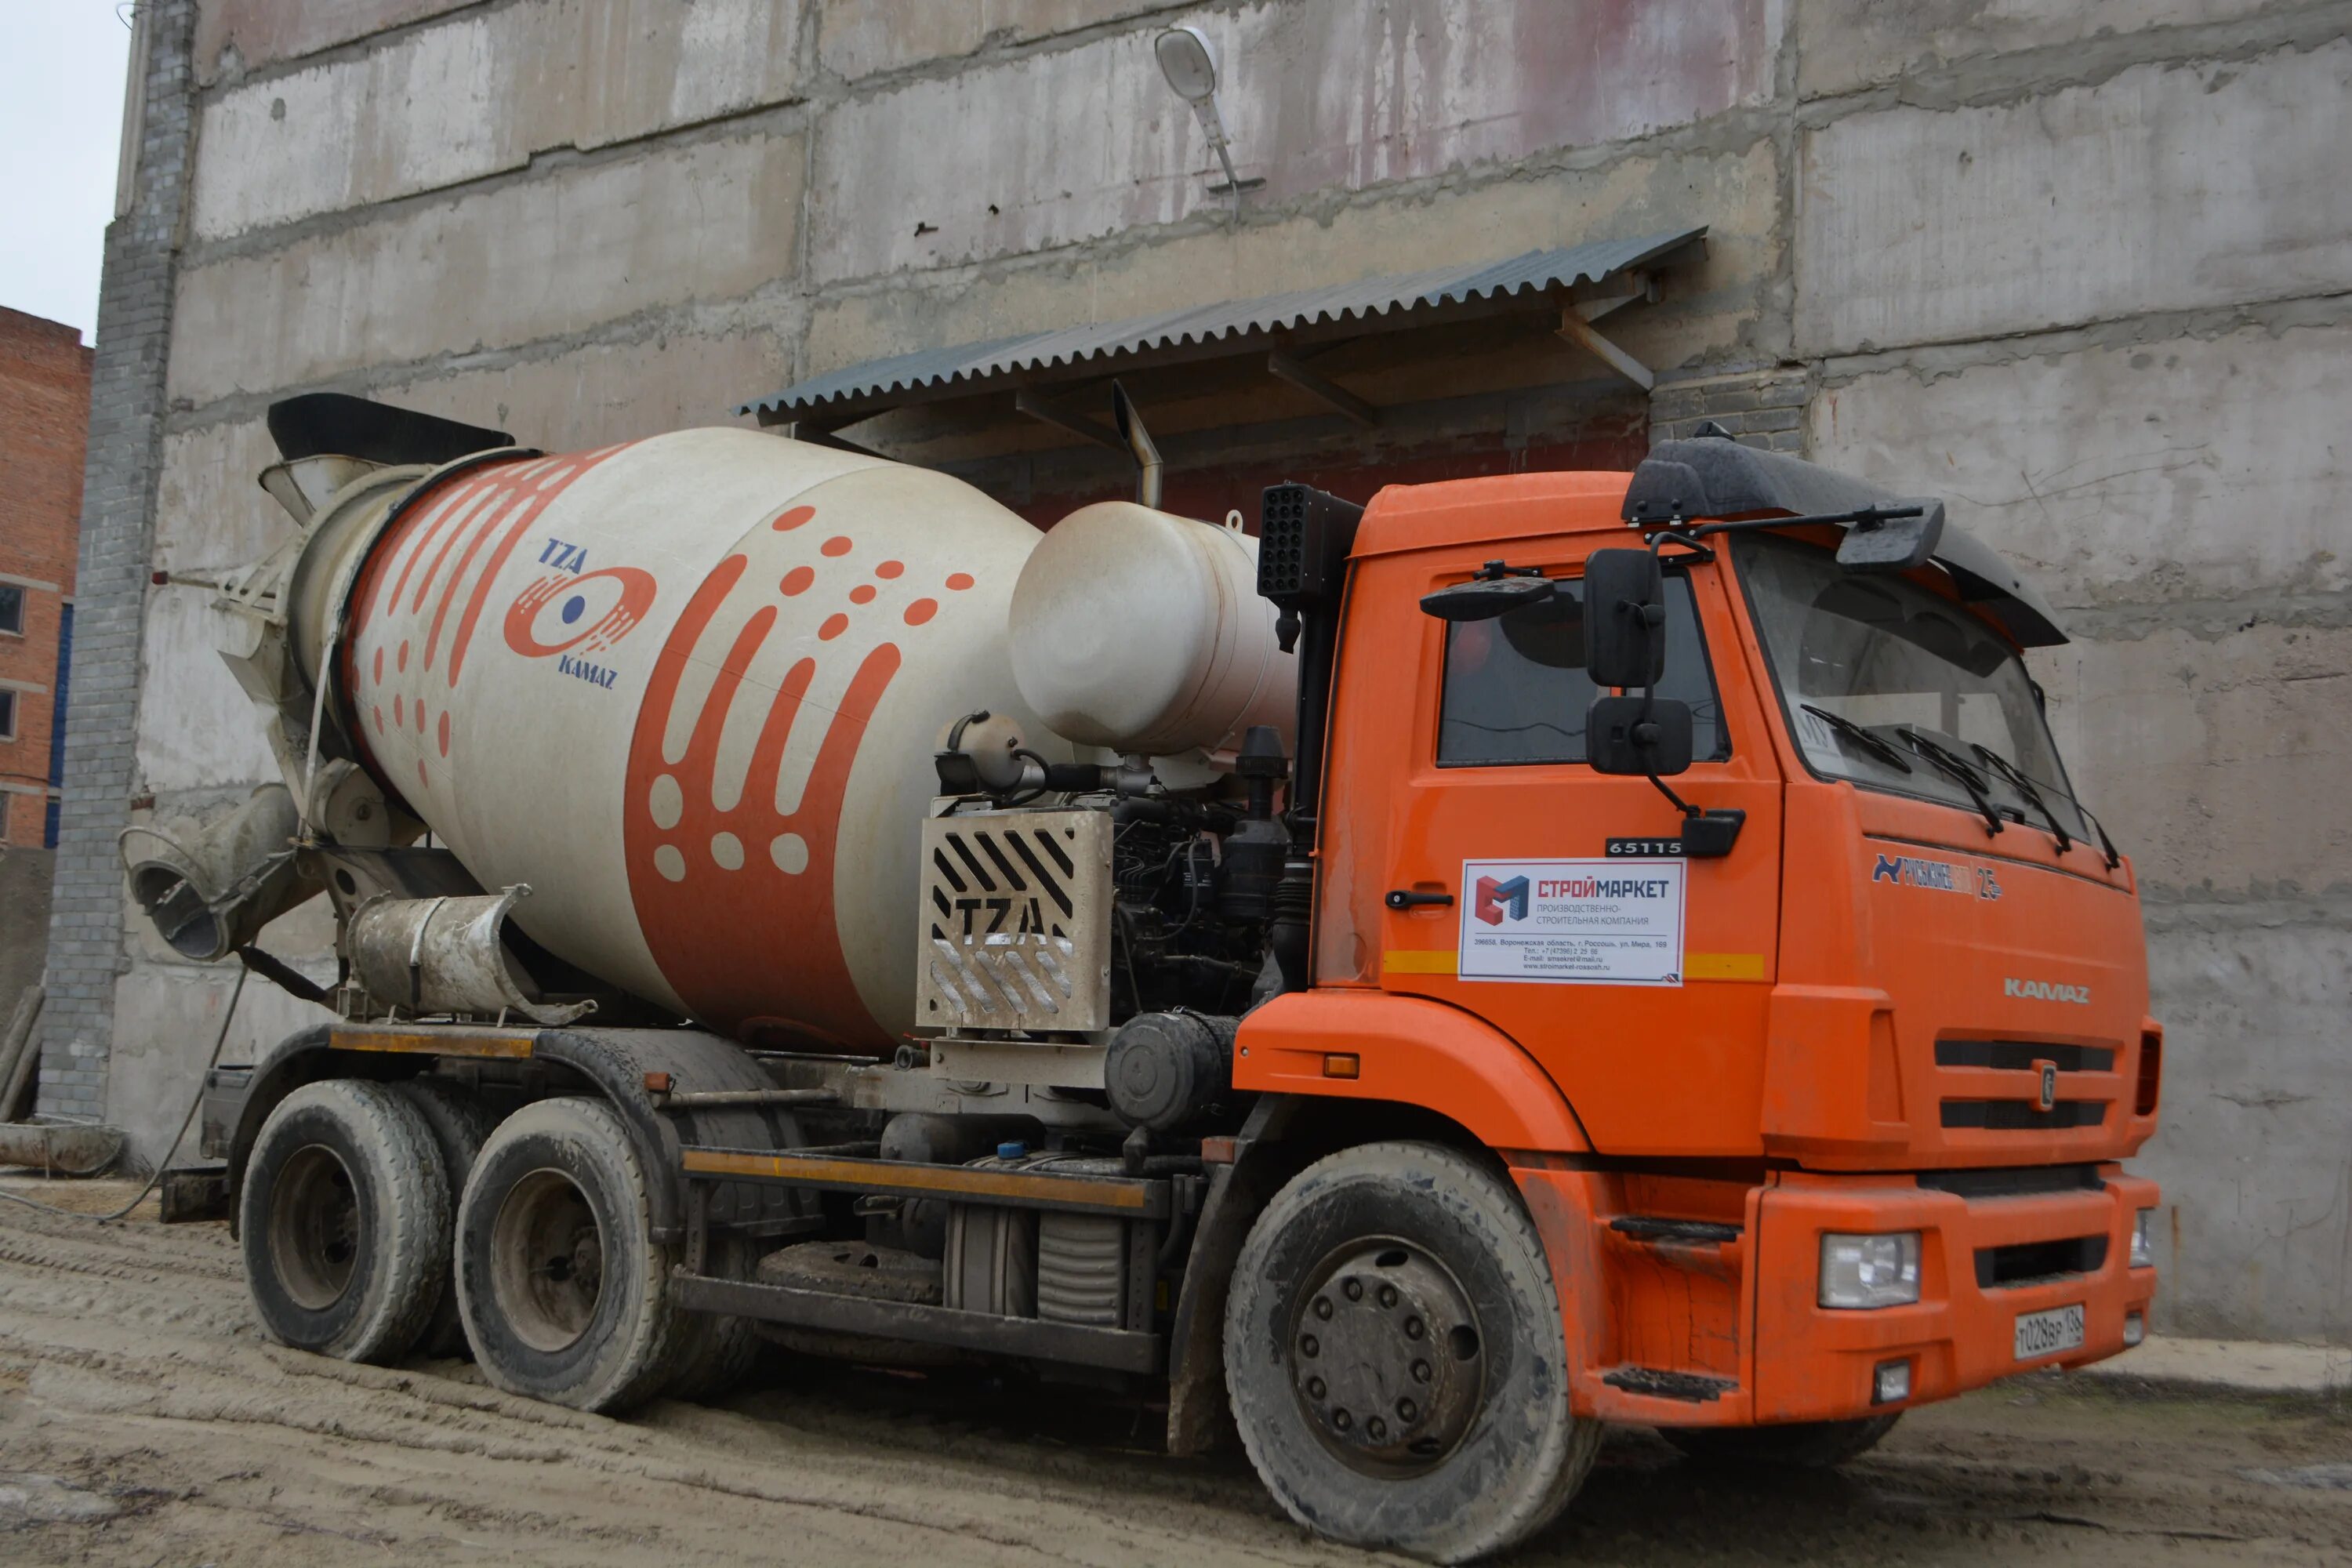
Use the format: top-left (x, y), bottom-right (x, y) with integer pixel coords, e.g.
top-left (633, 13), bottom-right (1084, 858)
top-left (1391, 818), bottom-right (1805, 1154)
top-left (1457, 858), bottom-right (1686, 985)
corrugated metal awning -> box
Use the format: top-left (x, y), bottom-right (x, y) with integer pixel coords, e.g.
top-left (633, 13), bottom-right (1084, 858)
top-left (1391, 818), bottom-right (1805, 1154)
top-left (742, 226), bottom-right (1706, 428)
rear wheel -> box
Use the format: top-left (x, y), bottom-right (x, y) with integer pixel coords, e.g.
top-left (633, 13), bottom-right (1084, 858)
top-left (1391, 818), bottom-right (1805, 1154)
top-left (1225, 1142), bottom-right (1599, 1563)
top-left (454, 1097), bottom-right (682, 1413)
top-left (238, 1079), bottom-right (448, 1362)
top-left (1663, 1414), bottom-right (1900, 1468)
top-left (664, 1235), bottom-right (762, 1400)
top-left (392, 1078), bottom-right (499, 1359)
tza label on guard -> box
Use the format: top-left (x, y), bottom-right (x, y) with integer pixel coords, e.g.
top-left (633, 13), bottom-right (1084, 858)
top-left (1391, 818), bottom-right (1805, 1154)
top-left (1458, 858), bottom-right (1686, 986)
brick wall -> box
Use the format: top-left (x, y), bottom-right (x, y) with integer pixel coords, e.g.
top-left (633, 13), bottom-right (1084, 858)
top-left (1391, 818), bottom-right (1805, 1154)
top-left (34, 0), bottom-right (198, 1122)
top-left (0, 308), bottom-right (90, 848)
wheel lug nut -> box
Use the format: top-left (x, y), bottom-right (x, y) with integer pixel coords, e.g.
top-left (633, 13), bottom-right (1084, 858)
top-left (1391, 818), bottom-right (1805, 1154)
top-left (1312, 1296), bottom-right (1333, 1320)
top-left (1332, 1409), bottom-right (1352, 1431)
top-left (1412, 1359), bottom-right (1432, 1383)
top-left (1299, 1334), bottom-right (1319, 1358)
top-left (1367, 1417), bottom-right (1388, 1440)
top-left (1307, 1376), bottom-right (1326, 1399)
top-left (1404, 1316), bottom-right (1425, 1339)
top-left (1378, 1283), bottom-right (1398, 1308)
top-left (1343, 1279), bottom-right (1363, 1302)
top-left (1397, 1398), bottom-right (1418, 1422)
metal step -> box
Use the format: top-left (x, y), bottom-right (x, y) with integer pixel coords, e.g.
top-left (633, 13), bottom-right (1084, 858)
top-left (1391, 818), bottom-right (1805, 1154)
top-left (1602, 1366), bottom-right (1738, 1403)
top-left (1609, 1215), bottom-right (1742, 1244)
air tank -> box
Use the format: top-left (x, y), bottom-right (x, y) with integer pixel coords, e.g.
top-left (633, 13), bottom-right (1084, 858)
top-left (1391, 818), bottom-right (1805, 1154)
top-left (299, 428), bottom-right (1051, 1051)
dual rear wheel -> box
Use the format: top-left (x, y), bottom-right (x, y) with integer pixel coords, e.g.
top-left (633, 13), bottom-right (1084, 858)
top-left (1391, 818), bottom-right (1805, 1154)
top-left (241, 1087), bottom-right (733, 1413)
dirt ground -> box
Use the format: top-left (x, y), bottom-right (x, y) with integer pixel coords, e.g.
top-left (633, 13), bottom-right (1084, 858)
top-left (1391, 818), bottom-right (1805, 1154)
top-left (2, 1178), bottom-right (2347, 1567)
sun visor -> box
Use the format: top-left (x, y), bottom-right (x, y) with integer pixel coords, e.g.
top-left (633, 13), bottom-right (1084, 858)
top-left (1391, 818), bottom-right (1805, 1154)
top-left (1623, 437), bottom-right (2067, 648)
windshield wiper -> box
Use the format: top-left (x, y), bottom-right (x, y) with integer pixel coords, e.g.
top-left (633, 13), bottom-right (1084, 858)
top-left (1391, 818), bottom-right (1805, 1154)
top-left (1800, 705), bottom-right (1913, 774)
top-left (1969, 742), bottom-right (2072, 854)
top-left (1897, 728), bottom-right (2005, 838)
top-left (2080, 806), bottom-right (2122, 871)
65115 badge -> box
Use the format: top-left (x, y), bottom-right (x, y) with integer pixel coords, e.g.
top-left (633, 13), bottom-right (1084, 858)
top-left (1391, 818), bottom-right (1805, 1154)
top-left (1458, 858), bottom-right (1686, 985)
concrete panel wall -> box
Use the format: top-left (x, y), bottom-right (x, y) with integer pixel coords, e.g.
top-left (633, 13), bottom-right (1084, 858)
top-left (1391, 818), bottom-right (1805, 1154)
top-left (811, 0), bottom-right (1780, 283)
top-left (1807, 324), bottom-right (2352, 622)
top-left (815, 0), bottom-right (1168, 81)
top-left (194, 0), bottom-right (480, 86)
top-left (1796, 42), bottom-right (2352, 354)
top-left (808, 136), bottom-right (1783, 378)
top-left (1793, 0), bottom-right (2286, 96)
top-left (2140, 909), bottom-right (2352, 1344)
top-left (169, 128), bottom-right (804, 405)
top-left (107, 956), bottom-right (337, 1174)
top-left (192, 0), bottom-right (805, 241)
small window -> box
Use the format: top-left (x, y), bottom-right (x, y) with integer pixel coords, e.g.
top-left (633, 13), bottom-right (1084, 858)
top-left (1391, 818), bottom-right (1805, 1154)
top-left (0, 584), bottom-right (24, 636)
top-left (1437, 574), bottom-right (1726, 766)
top-left (0, 689), bottom-right (16, 741)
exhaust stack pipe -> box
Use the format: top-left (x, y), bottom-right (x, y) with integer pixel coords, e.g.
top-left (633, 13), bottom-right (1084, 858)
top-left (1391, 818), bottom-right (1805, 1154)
top-left (120, 785), bottom-right (318, 963)
top-left (1112, 381), bottom-right (1163, 510)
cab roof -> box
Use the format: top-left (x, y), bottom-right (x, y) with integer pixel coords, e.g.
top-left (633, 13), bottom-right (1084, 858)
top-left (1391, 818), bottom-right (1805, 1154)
top-left (1350, 441), bottom-right (2067, 649)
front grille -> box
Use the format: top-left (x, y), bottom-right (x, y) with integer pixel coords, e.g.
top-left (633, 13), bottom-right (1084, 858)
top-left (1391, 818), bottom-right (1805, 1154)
top-left (1918, 1164), bottom-right (2104, 1200)
top-left (1976, 1234), bottom-right (2107, 1289)
top-left (1936, 1040), bottom-right (2115, 1072)
top-left (1943, 1100), bottom-right (2107, 1131)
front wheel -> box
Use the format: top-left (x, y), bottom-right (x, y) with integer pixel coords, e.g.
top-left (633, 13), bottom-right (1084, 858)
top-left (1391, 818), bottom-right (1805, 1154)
top-left (1663, 1414), bottom-right (1900, 1468)
top-left (1224, 1142), bottom-right (1599, 1563)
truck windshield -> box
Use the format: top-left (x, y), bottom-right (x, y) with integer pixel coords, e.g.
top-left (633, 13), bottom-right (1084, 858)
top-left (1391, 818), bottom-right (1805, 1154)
top-left (1732, 532), bottom-right (2093, 842)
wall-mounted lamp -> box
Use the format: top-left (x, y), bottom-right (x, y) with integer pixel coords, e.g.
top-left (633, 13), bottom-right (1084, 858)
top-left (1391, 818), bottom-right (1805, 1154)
top-left (1155, 26), bottom-right (1259, 222)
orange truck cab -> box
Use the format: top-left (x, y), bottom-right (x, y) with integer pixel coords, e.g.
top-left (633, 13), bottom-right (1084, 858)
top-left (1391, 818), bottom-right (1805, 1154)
top-left (1237, 436), bottom-right (2161, 1435)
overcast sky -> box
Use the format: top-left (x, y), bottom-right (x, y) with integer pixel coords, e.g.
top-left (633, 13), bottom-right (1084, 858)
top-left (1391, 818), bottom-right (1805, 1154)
top-left (1, 2), bottom-right (133, 339)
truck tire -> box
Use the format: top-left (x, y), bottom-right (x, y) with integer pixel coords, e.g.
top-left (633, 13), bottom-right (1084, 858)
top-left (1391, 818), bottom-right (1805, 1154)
top-left (454, 1097), bottom-right (683, 1413)
top-left (1224, 1142), bottom-right (1600, 1563)
top-left (1663, 1413), bottom-right (1900, 1468)
top-left (238, 1079), bottom-right (449, 1363)
top-left (663, 1236), bottom-right (761, 1401)
top-left (393, 1079), bottom-right (499, 1359)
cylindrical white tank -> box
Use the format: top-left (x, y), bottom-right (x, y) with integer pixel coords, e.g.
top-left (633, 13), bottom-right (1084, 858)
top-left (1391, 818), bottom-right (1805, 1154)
top-left (1007, 502), bottom-right (1294, 763)
top-left (314, 428), bottom-right (1053, 1051)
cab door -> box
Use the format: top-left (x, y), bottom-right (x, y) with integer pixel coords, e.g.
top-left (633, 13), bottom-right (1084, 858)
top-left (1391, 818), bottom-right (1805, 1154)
top-left (1373, 543), bottom-right (1785, 1156)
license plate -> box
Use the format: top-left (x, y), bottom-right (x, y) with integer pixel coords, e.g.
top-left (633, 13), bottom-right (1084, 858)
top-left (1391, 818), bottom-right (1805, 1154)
top-left (2014, 1303), bottom-right (2086, 1361)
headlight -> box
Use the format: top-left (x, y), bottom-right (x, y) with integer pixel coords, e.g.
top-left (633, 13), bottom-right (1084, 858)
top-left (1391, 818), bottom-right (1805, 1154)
top-left (1820, 1232), bottom-right (1922, 1309)
top-left (2130, 1207), bottom-right (2155, 1269)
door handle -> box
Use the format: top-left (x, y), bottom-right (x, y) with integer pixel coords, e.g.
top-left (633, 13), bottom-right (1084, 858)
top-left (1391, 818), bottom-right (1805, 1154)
top-left (1385, 888), bottom-right (1454, 909)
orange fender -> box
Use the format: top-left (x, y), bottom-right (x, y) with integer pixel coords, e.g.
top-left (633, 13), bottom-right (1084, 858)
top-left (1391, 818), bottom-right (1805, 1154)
top-left (1233, 989), bottom-right (1590, 1152)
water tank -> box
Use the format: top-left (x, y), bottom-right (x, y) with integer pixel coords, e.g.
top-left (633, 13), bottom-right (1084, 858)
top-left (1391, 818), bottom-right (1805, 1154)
top-left (1007, 502), bottom-right (1294, 763)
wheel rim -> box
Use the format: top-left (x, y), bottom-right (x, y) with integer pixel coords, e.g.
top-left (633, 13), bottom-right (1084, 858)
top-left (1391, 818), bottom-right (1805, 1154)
top-left (269, 1144), bottom-right (361, 1311)
top-left (1287, 1237), bottom-right (1487, 1477)
top-left (490, 1167), bottom-right (605, 1352)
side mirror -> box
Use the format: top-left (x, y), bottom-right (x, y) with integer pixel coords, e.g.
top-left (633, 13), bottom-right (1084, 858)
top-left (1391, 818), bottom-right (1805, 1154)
top-left (1836, 498), bottom-right (1945, 572)
top-left (1582, 549), bottom-right (1666, 688)
top-left (1419, 575), bottom-right (1554, 622)
top-left (1587, 695), bottom-right (1693, 777)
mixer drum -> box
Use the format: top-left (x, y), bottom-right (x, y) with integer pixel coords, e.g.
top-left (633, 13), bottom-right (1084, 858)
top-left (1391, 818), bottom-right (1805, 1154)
top-left (333, 427), bottom-right (1047, 1050)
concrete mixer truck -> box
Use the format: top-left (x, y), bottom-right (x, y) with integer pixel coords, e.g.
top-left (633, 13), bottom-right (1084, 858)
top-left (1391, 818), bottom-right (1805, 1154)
top-left (139, 390), bottom-right (2162, 1562)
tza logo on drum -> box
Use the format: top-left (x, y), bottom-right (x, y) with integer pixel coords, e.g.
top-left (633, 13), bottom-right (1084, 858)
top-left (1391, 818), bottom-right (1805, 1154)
top-left (503, 539), bottom-right (656, 691)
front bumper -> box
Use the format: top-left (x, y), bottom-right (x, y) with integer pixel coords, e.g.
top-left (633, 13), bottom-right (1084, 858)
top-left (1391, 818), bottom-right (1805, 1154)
top-left (1749, 1164), bottom-right (2158, 1422)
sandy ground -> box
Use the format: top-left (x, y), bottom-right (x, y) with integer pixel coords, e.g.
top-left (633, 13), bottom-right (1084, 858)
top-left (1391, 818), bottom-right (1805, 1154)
top-left (2, 1177), bottom-right (2347, 1567)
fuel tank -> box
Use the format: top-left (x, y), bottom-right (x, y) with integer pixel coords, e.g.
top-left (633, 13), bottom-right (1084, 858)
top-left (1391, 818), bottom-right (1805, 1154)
top-left (304, 429), bottom-right (1048, 1051)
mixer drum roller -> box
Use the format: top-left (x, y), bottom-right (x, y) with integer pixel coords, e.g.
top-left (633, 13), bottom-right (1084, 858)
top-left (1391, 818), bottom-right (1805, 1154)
top-left (332, 427), bottom-right (1048, 1050)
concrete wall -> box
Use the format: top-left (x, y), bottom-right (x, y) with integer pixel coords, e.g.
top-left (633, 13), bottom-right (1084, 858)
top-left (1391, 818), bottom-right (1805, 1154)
top-left (51, 0), bottom-right (2351, 1341)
